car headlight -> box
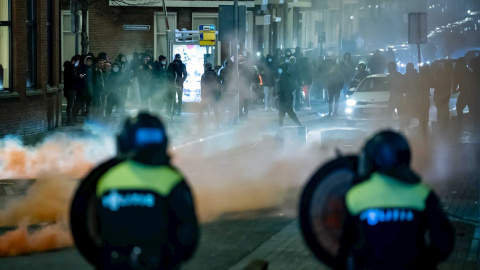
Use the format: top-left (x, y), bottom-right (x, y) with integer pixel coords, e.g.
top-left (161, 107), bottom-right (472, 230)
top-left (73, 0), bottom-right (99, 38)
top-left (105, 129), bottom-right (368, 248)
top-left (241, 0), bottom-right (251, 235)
top-left (346, 99), bottom-right (357, 106)
top-left (345, 108), bottom-right (353, 114)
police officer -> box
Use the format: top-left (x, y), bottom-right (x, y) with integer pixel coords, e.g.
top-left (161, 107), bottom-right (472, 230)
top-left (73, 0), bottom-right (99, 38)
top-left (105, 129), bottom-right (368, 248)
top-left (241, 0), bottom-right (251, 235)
top-left (71, 113), bottom-right (199, 270)
top-left (338, 131), bottom-right (454, 270)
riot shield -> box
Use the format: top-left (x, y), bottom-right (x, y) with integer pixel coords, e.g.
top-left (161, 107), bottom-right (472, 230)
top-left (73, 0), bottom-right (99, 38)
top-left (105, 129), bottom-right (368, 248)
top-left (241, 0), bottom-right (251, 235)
top-left (299, 155), bottom-right (358, 268)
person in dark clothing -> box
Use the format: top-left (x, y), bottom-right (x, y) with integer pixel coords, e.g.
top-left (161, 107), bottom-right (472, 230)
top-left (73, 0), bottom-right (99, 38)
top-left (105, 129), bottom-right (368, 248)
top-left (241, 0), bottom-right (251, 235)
top-left (137, 56), bottom-right (153, 109)
top-left (299, 57), bottom-right (313, 108)
top-left (340, 53), bottom-right (356, 97)
top-left (199, 63), bottom-right (221, 129)
top-left (171, 54), bottom-right (188, 115)
top-left (263, 54), bottom-right (276, 110)
top-left (284, 49), bottom-right (293, 63)
top-left (434, 64), bottom-right (453, 132)
top-left (218, 59), bottom-right (237, 124)
top-left (327, 64), bottom-right (344, 116)
top-left (274, 48), bottom-right (284, 66)
top-left (404, 63), bottom-right (420, 129)
top-left (368, 50), bottom-right (387, 75)
top-left (288, 56), bottom-right (303, 111)
top-left (80, 55), bottom-right (94, 120)
top-left (116, 53), bottom-right (130, 72)
top-left (419, 64), bottom-right (434, 137)
top-left (72, 55), bottom-right (87, 123)
top-left (92, 58), bottom-right (105, 119)
top-left (152, 55), bottom-right (168, 112)
top-left (165, 62), bottom-right (178, 119)
top-left (238, 57), bottom-right (254, 118)
top-left (105, 63), bottom-right (125, 119)
top-left (317, 57), bottom-right (336, 100)
top-left (386, 62), bottom-right (406, 131)
top-left (453, 58), bottom-right (472, 122)
top-left (70, 113), bottom-right (199, 270)
top-left (293, 46), bottom-right (303, 60)
top-left (276, 63), bottom-right (303, 127)
top-left (338, 131), bottom-right (454, 270)
top-left (352, 63), bottom-right (370, 88)
top-left (63, 56), bottom-right (79, 126)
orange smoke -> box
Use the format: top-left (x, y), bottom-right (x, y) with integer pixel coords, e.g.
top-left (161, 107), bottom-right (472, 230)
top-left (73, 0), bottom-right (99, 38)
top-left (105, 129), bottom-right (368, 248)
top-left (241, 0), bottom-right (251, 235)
top-left (0, 133), bottom-right (115, 257)
top-left (0, 222), bottom-right (73, 257)
top-left (0, 176), bottom-right (78, 227)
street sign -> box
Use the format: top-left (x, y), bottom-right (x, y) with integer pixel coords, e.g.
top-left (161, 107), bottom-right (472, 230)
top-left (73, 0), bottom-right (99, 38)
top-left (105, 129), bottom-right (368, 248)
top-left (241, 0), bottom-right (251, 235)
top-left (199, 25), bottom-right (216, 47)
top-left (200, 40), bottom-right (216, 46)
top-left (199, 25), bottom-right (215, 31)
top-left (408, 12), bottom-right (427, 44)
top-left (408, 12), bottom-right (427, 65)
top-left (123, 25), bottom-right (151, 31)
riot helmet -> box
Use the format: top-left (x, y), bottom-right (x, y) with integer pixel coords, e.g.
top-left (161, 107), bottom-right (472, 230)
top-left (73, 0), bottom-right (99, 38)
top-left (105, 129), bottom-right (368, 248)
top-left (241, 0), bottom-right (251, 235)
top-left (117, 112), bottom-right (169, 165)
top-left (358, 130), bottom-right (411, 178)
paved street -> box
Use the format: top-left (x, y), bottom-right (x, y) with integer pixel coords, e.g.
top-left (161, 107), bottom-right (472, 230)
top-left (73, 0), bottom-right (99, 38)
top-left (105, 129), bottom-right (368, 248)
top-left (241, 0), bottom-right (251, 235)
top-left (0, 97), bottom-right (479, 269)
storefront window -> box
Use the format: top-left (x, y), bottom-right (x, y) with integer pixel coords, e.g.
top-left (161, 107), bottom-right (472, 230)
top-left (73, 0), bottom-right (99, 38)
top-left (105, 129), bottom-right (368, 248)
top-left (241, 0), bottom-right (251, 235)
top-left (0, 0), bottom-right (11, 91)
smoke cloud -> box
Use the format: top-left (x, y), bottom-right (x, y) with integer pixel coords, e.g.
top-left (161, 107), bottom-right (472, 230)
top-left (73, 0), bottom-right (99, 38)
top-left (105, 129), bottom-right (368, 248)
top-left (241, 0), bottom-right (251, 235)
top-left (0, 118), bottom-right (457, 258)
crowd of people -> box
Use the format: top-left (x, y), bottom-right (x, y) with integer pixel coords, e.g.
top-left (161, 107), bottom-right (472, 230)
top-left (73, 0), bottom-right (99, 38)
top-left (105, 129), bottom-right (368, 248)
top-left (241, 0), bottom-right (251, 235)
top-left (63, 47), bottom-right (480, 136)
top-left (63, 51), bottom-right (187, 126)
top-left (381, 55), bottom-right (480, 137)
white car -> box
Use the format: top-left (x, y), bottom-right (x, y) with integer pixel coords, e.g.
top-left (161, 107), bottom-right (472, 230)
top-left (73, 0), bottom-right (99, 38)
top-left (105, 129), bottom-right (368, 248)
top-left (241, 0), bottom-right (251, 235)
top-left (345, 74), bottom-right (395, 126)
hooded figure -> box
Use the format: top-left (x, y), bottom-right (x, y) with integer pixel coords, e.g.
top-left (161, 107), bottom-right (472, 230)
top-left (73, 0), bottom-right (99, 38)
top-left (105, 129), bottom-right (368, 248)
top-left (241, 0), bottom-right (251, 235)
top-left (199, 63), bottom-right (221, 128)
top-left (276, 62), bottom-right (303, 127)
top-left (105, 63), bottom-right (125, 119)
top-left (64, 57), bottom-right (77, 125)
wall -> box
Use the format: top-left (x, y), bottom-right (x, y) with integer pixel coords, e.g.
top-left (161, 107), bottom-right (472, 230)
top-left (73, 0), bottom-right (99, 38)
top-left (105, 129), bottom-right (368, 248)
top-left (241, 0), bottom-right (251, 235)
top-left (0, 0), bottom-right (62, 138)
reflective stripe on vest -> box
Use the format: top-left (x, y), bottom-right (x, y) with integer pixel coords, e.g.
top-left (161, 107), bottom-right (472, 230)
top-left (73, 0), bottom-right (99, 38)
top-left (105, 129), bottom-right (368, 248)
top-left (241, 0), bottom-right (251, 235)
top-left (346, 173), bottom-right (431, 216)
top-left (96, 161), bottom-right (183, 197)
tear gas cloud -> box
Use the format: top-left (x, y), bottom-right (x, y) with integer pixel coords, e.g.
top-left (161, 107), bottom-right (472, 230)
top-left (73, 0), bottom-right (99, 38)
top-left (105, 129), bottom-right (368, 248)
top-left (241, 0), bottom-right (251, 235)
top-left (0, 115), bottom-right (470, 257)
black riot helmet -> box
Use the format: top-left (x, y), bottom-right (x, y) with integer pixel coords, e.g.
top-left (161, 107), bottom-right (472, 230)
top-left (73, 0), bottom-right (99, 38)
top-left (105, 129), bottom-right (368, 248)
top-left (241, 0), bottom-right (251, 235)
top-left (117, 112), bottom-right (169, 165)
top-left (358, 130), bottom-right (411, 178)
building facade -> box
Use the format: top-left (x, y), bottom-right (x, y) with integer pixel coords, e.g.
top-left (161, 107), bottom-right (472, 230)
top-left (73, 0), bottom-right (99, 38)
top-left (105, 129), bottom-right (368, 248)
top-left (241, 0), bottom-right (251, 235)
top-left (60, 0), bottom-right (343, 65)
top-left (0, 0), bottom-right (63, 138)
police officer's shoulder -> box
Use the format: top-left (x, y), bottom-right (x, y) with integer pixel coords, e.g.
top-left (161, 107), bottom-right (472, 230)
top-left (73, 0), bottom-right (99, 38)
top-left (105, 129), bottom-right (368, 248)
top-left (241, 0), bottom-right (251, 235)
top-left (96, 160), bottom-right (184, 197)
top-left (346, 172), bottom-right (432, 216)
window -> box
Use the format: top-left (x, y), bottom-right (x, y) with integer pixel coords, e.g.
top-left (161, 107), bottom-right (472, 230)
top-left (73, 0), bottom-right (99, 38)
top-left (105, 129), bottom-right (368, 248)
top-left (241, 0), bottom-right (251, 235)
top-left (47, 0), bottom-right (53, 86)
top-left (154, 12), bottom-right (177, 59)
top-left (61, 10), bottom-right (85, 64)
top-left (27, 0), bottom-right (37, 89)
top-left (0, 0), bottom-right (11, 91)
top-left (356, 77), bottom-right (388, 92)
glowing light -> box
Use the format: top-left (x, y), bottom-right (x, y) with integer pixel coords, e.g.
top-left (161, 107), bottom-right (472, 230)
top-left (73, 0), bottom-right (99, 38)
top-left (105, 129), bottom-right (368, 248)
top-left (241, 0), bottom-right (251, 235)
top-left (350, 16), bottom-right (354, 20)
top-left (468, 10), bottom-right (471, 14)
top-left (346, 99), bottom-right (357, 106)
top-left (345, 108), bottom-right (353, 114)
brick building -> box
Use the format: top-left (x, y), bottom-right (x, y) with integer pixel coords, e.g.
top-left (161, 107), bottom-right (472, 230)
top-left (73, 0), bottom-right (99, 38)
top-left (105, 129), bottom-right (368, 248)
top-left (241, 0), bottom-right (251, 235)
top-left (0, 0), bottom-right (62, 138)
top-left (60, 0), bottom-right (323, 66)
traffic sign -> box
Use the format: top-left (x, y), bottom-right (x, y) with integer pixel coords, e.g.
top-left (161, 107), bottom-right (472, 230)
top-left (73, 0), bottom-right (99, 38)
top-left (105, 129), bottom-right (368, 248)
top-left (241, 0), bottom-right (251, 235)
top-left (199, 25), bottom-right (216, 47)
top-left (200, 40), bottom-right (216, 46)
top-left (199, 25), bottom-right (215, 31)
